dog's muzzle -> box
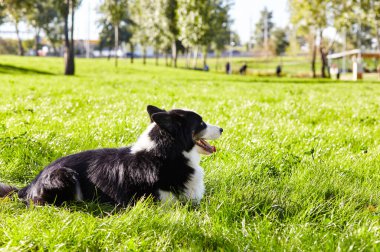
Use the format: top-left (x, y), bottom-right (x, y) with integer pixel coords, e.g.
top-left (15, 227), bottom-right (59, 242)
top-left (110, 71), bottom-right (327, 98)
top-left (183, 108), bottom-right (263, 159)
top-left (194, 124), bottom-right (223, 155)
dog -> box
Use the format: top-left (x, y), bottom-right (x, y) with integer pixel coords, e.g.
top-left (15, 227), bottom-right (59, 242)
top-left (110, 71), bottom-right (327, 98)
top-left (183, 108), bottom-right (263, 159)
top-left (239, 63), bottom-right (247, 75)
top-left (0, 105), bottom-right (223, 206)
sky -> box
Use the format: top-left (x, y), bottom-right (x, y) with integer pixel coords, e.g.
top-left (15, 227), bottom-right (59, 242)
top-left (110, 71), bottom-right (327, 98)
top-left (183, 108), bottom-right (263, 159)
top-left (230, 0), bottom-right (290, 43)
top-left (0, 0), bottom-right (290, 43)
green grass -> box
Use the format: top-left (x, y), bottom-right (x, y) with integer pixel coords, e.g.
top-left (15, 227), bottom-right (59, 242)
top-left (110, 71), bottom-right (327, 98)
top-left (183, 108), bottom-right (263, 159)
top-left (0, 55), bottom-right (380, 251)
top-left (138, 55), bottom-right (316, 76)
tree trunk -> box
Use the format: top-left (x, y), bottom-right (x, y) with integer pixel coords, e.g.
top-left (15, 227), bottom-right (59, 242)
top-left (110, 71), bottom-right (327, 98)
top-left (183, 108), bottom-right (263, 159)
top-left (64, 0), bottom-right (75, 75)
top-left (114, 24), bottom-right (119, 67)
top-left (192, 46), bottom-right (198, 69)
top-left (202, 46), bottom-right (208, 67)
top-left (130, 43), bottom-right (134, 64)
top-left (165, 53), bottom-right (168, 66)
top-left (320, 46), bottom-right (329, 78)
top-left (143, 47), bottom-right (146, 65)
top-left (215, 52), bottom-right (220, 71)
top-left (172, 40), bottom-right (177, 68)
top-left (155, 48), bottom-right (159, 66)
top-left (186, 48), bottom-right (191, 68)
top-left (320, 30), bottom-right (332, 78)
top-left (320, 47), bottom-right (326, 78)
top-left (63, 2), bottom-right (70, 68)
top-left (376, 20), bottom-right (380, 79)
top-left (34, 30), bottom-right (40, 56)
top-left (311, 34), bottom-right (317, 78)
top-left (15, 23), bottom-right (24, 56)
top-left (376, 20), bottom-right (380, 53)
top-left (52, 44), bottom-right (58, 56)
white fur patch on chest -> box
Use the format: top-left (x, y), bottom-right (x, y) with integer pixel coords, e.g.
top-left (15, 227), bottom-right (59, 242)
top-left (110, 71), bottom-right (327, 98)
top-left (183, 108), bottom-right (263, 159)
top-left (181, 147), bottom-right (205, 203)
top-left (158, 147), bottom-right (205, 204)
top-left (130, 123), bottom-right (156, 154)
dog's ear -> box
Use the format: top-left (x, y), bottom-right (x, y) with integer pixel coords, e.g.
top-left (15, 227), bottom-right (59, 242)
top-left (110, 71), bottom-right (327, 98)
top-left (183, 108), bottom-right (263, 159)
top-left (151, 112), bottom-right (177, 135)
top-left (147, 105), bottom-right (166, 122)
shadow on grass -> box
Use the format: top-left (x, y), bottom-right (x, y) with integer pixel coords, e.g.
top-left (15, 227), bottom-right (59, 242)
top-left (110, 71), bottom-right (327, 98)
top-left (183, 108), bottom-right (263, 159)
top-left (0, 63), bottom-right (55, 75)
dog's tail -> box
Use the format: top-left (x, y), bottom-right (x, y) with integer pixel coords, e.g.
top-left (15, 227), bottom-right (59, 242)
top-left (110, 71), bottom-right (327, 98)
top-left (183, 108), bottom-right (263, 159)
top-left (0, 182), bottom-right (18, 198)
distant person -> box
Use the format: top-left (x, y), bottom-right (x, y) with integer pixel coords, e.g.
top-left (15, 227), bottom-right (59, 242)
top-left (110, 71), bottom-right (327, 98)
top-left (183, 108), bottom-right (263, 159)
top-left (226, 62), bottom-right (231, 74)
top-left (330, 63), bottom-right (339, 80)
top-left (239, 63), bottom-right (247, 75)
top-left (276, 65), bottom-right (282, 77)
top-left (204, 64), bottom-right (209, 72)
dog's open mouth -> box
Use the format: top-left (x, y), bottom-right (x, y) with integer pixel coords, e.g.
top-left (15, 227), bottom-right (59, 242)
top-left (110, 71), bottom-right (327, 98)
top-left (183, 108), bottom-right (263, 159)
top-left (195, 139), bottom-right (216, 155)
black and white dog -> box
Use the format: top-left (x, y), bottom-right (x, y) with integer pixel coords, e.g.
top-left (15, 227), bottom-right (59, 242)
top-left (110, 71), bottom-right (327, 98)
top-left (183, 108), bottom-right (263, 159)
top-left (0, 105), bottom-right (223, 206)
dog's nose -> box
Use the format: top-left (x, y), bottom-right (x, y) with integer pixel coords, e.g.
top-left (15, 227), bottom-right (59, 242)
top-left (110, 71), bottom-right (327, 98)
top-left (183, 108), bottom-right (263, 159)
top-left (219, 128), bottom-right (223, 134)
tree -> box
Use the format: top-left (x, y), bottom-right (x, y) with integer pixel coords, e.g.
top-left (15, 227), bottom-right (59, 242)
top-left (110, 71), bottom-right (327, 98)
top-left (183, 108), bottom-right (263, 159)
top-left (334, 0), bottom-right (374, 50)
top-left (164, 0), bottom-right (180, 67)
top-left (56, 0), bottom-right (81, 75)
top-left (130, 0), bottom-right (155, 65)
top-left (1, 0), bottom-right (31, 56)
top-left (0, 4), bottom-right (6, 25)
top-left (254, 8), bottom-right (274, 49)
top-left (41, 15), bottom-right (64, 56)
top-left (99, 0), bottom-right (129, 67)
top-left (177, 0), bottom-right (230, 68)
top-left (177, 0), bottom-right (204, 68)
top-left (289, 0), bottom-right (332, 78)
top-left (26, 0), bottom-right (59, 56)
top-left (272, 27), bottom-right (289, 56)
top-left (211, 2), bottom-right (231, 70)
top-left (129, 0), bottom-right (172, 66)
top-left (149, 0), bottom-right (170, 65)
top-left (199, 0), bottom-right (231, 66)
top-left (371, 0), bottom-right (380, 52)
top-left (98, 16), bottom-right (133, 57)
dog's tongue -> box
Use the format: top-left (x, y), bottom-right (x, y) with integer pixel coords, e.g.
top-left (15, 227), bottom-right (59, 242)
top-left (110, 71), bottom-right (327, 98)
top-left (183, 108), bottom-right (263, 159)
top-left (197, 139), bottom-right (216, 154)
top-left (211, 145), bottom-right (216, 152)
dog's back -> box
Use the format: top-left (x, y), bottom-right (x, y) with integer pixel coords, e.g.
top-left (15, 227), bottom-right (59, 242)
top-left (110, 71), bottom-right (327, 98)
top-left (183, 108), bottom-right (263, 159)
top-left (17, 147), bottom-right (159, 205)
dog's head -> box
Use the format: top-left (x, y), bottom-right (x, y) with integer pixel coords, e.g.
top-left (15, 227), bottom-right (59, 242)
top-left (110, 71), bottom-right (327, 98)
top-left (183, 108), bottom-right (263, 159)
top-left (147, 105), bottom-right (223, 155)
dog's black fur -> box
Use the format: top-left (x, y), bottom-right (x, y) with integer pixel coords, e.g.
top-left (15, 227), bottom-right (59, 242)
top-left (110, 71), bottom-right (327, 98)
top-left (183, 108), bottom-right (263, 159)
top-left (0, 105), bottom-right (221, 206)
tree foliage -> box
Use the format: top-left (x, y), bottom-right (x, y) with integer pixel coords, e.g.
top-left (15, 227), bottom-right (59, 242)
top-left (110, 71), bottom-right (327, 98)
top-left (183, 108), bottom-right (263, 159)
top-left (177, 0), bottom-right (231, 66)
top-left (1, 0), bottom-right (32, 56)
top-left (272, 28), bottom-right (289, 56)
top-left (289, 0), bottom-right (334, 77)
top-left (254, 7), bottom-right (274, 47)
top-left (99, 0), bottom-right (129, 66)
top-left (289, 0), bottom-right (380, 77)
top-left (0, 4), bottom-right (6, 25)
top-left (164, 0), bottom-right (179, 66)
top-left (26, 0), bottom-right (61, 56)
top-left (98, 16), bottom-right (132, 52)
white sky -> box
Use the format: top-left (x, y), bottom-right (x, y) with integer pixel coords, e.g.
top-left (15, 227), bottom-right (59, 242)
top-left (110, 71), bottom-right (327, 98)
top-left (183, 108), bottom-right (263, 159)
top-left (0, 0), bottom-right (290, 43)
top-left (231, 0), bottom-right (290, 43)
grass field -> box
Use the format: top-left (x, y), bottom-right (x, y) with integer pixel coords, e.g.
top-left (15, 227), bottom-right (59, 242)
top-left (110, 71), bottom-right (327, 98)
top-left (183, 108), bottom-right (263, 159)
top-left (131, 55), bottom-right (318, 76)
top-left (125, 55), bottom-right (380, 80)
top-left (0, 56), bottom-right (380, 251)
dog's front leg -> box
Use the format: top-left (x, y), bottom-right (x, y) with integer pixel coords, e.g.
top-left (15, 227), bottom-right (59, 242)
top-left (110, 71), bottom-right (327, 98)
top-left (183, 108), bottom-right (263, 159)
top-left (183, 166), bottom-right (205, 205)
top-left (158, 190), bottom-right (179, 204)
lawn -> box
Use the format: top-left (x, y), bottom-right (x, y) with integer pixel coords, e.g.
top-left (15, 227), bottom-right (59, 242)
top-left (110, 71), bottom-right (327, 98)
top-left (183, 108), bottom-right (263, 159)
top-left (0, 55), bottom-right (380, 251)
top-left (135, 55), bottom-right (317, 76)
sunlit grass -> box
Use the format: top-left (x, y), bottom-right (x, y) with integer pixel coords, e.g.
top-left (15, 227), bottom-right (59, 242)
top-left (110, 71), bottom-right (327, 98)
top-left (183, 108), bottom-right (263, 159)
top-left (0, 55), bottom-right (379, 251)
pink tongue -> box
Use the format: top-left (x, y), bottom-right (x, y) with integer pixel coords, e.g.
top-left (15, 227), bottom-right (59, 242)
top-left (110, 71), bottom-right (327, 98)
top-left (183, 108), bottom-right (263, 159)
top-left (201, 139), bottom-right (216, 153)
